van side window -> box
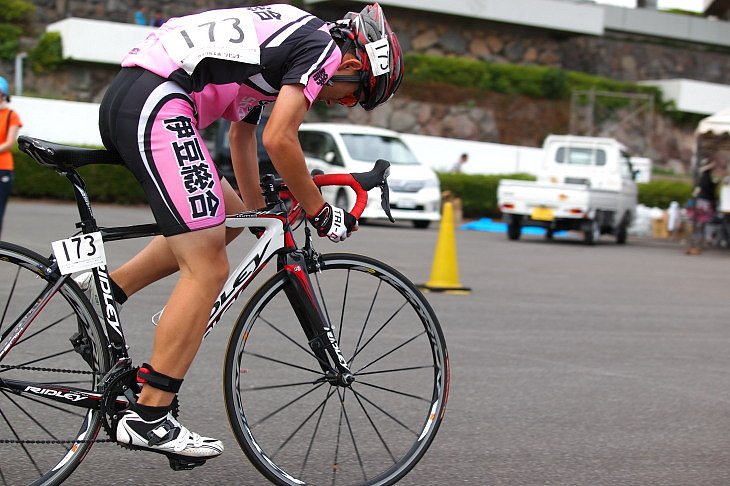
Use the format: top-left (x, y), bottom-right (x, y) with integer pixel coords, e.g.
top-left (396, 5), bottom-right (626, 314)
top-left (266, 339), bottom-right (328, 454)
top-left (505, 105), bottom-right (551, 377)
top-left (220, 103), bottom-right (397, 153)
top-left (298, 132), bottom-right (343, 167)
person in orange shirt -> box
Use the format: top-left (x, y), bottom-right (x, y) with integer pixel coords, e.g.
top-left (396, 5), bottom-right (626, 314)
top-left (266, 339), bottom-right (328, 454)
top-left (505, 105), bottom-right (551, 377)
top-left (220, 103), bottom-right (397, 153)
top-left (0, 76), bottom-right (21, 238)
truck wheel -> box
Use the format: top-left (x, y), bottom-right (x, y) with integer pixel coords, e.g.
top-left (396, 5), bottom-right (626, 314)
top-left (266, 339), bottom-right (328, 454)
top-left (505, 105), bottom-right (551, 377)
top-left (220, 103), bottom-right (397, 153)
top-left (583, 220), bottom-right (600, 245)
top-left (413, 220), bottom-right (431, 229)
top-left (615, 213), bottom-right (629, 244)
top-left (507, 220), bottom-right (522, 240)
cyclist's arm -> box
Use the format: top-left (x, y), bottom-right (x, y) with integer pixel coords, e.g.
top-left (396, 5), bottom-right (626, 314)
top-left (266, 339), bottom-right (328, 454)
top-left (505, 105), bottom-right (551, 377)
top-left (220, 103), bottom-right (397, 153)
top-left (229, 120), bottom-right (265, 211)
top-left (264, 84), bottom-right (327, 216)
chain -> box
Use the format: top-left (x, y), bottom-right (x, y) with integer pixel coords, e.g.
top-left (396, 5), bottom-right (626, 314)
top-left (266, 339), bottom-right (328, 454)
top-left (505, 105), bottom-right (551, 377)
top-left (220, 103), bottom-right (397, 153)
top-left (0, 363), bottom-right (99, 375)
top-left (0, 438), bottom-right (113, 444)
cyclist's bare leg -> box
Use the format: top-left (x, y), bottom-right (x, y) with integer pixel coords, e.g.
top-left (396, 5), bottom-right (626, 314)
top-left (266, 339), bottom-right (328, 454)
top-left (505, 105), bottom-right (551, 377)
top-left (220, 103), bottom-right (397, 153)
top-left (136, 223), bottom-right (229, 408)
top-left (111, 180), bottom-right (245, 297)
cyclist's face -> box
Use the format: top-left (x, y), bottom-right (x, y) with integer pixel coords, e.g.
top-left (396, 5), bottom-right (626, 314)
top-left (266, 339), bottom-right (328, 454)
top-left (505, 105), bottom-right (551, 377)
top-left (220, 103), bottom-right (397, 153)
top-left (316, 81), bottom-right (362, 107)
top-left (316, 55), bottom-right (363, 107)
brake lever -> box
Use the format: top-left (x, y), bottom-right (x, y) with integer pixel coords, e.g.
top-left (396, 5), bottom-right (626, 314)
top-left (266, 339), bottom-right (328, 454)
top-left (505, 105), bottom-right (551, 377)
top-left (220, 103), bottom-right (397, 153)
top-left (379, 177), bottom-right (395, 223)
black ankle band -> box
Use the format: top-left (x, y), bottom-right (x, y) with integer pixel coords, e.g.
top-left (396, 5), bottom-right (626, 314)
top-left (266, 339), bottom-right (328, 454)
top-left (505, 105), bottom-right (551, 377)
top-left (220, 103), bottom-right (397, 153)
top-left (136, 363), bottom-right (183, 393)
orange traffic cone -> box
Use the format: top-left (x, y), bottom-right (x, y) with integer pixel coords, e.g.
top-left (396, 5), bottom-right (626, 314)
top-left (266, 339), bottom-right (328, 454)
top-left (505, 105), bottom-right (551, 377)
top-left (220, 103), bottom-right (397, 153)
top-left (419, 202), bottom-right (471, 294)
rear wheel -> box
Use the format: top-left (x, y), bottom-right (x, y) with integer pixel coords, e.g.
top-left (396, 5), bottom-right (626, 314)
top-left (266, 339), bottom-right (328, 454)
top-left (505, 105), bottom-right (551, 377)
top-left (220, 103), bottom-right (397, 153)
top-left (0, 242), bottom-right (111, 486)
top-left (615, 213), bottom-right (629, 244)
top-left (412, 220), bottom-right (431, 229)
top-left (583, 220), bottom-right (601, 245)
top-left (507, 216), bottom-right (522, 240)
top-left (224, 253), bottom-right (449, 486)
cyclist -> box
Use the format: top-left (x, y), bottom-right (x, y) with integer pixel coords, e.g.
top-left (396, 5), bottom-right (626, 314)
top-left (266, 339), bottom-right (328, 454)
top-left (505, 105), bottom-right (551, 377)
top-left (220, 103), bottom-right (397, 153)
top-left (88, 3), bottom-right (403, 465)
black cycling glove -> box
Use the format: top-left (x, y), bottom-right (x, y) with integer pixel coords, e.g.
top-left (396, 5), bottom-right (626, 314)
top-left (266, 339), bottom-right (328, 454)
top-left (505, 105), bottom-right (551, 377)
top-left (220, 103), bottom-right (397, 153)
top-left (308, 203), bottom-right (358, 242)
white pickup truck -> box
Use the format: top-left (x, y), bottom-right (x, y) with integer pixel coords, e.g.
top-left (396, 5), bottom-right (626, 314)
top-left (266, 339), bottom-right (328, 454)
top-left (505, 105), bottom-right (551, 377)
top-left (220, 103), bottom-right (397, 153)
top-left (497, 135), bottom-right (639, 244)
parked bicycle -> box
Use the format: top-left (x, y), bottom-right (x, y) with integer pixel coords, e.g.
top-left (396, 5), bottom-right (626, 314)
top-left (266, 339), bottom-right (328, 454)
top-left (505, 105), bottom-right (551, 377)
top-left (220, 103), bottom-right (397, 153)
top-left (0, 135), bottom-right (449, 486)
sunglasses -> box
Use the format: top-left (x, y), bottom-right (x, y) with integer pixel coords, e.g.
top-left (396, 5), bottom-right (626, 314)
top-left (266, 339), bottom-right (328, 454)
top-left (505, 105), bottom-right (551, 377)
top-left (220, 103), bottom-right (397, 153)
top-left (329, 74), bottom-right (364, 107)
top-left (337, 84), bottom-right (364, 107)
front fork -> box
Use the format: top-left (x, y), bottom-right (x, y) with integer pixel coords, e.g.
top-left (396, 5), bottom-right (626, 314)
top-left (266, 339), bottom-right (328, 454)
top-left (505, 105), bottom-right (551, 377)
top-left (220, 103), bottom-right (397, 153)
top-left (280, 230), bottom-right (354, 387)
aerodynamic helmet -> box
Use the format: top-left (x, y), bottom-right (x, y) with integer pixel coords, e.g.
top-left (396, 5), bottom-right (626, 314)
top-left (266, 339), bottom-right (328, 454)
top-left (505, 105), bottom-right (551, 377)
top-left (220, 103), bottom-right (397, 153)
top-left (328, 3), bottom-right (403, 111)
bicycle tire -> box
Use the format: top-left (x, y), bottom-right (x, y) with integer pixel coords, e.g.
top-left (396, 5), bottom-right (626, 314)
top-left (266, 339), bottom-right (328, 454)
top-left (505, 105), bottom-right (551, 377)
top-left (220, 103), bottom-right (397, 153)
top-left (0, 242), bottom-right (111, 486)
top-left (224, 253), bottom-right (449, 486)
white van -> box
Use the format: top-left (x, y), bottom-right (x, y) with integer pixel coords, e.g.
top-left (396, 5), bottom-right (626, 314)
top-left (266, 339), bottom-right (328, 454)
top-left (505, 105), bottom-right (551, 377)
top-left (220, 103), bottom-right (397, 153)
top-left (298, 123), bottom-right (441, 228)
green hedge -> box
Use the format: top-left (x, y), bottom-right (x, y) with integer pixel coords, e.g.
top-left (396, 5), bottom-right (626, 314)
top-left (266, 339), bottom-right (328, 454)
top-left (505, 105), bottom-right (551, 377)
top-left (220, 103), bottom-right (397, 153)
top-left (12, 147), bottom-right (147, 204)
top-left (405, 53), bottom-right (667, 109)
top-left (637, 179), bottom-right (693, 209)
top-left (438, 172), bottom-right (536, 219)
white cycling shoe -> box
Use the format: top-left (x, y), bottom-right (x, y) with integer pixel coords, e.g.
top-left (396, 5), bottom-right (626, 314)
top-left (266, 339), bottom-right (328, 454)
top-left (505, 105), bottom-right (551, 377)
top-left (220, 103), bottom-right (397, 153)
top-left (116, 408), bottom-right (223, 468)
top-left (74, 272), bottom-right (100, 307)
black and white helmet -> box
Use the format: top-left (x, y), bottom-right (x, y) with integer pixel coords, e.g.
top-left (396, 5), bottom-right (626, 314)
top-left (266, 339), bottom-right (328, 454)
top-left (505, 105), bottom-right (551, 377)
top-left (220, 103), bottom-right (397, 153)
top-left (329, 3), bottom-right (403, 111)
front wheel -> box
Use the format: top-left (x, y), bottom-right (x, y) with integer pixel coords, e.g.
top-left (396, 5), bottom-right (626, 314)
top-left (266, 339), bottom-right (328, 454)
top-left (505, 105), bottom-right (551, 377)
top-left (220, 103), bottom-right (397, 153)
top-left (224, 253), bottom-right (449, 486)
top-left (0, 242), bottom-right (111, 486)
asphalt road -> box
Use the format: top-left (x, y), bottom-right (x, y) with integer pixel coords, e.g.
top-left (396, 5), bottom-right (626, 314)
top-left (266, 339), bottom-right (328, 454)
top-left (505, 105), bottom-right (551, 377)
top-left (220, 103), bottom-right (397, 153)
top-left (3, 199), bottom-right (730, 486)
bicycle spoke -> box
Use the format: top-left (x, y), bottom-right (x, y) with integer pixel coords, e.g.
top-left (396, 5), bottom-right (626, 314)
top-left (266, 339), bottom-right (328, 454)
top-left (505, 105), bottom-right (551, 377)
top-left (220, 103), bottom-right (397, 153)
top-left (0, 405), bottom-right (44, 475)
top-left (16, 312), bottom-right (76, 346)
top-left (4, 391), bottom-right (64, 442)
top-left (271, 385), bottom-right (335, 460)
top-left (354, 330), bottom-right (426, 375)
top-left (300, 386), bottom-right (335, 477)
top-left (0, 265), bottom-right (20, 332)
top-left (338, 387), bottom-right (368, 482)
top-left (243, 350), bottom-right (322, 377)
top-left (351, 388), bottom-right (397, 463)
top-left (356, 363), bottom-right (434, 377)
top-left (12, 347), bottom-right (79, 370)
top-left (350, 278), bottom-right (381, 369)
top-left (247, 381), bottom-right (327, 429)
top-left (349, 300), bottom-right (409, 364)
top-left (259, 315), bottom-right (332, 370)
top-left (350, 386), bottom-right (421, 436)
top-left (1, 389), bottom-right (90, 420)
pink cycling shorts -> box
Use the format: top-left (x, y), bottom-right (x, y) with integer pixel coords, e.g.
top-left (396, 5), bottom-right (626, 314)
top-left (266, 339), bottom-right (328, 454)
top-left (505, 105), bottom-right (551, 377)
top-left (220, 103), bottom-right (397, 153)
top-left (99, 67), bottom-right (226, 236)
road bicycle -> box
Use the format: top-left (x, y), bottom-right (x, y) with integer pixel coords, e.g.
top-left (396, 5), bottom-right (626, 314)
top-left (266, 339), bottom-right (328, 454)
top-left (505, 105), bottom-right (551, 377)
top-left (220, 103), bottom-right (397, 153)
top-left (0, 135), bottom-right (449, 486)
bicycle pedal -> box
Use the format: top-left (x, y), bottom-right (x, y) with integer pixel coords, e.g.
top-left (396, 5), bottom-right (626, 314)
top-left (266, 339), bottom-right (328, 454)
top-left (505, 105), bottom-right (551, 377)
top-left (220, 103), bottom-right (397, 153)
top-left (167, 455), bottom-right (207, 471)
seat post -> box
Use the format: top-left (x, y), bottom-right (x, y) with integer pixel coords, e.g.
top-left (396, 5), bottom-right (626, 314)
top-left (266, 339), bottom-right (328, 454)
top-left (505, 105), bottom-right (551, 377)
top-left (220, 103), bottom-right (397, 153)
top-left (65, 169), bottom-right (100, 234)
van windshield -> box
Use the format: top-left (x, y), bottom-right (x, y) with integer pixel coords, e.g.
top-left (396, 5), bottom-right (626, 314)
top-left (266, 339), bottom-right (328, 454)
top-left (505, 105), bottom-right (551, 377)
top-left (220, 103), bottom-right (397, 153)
top-left (340, 134), bottom-right (419, 165)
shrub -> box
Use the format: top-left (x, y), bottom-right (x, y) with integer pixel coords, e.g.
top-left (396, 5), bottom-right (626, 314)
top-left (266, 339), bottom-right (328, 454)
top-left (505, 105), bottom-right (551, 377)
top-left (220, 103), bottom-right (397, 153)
top-left (403, 53), bottom-right (668, 110)
top-left (0, 0), bottom-right (35, 25)
top-left (0, 0), bottom-right (35, 59)
top-left (28, 32), bottom-right (64, 73)
top-left (637, 179), bottom-right (693, 209)
top-left (12, 147), bottom-right (147, 204)
top-left (0, 23), bottom-right (21, 60)
top-left (438, 172), bottom-right (535, 218)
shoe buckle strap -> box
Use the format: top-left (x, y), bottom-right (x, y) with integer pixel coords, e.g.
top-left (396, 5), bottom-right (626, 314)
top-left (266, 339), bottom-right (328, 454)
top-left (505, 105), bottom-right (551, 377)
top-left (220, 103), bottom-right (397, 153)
top-left (147, 421), bottom-right (177, 446)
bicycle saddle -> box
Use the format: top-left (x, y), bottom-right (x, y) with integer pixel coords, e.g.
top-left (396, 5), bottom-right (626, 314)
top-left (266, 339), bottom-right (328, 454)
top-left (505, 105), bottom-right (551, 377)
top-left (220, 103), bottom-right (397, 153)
top-left (18, 135), bottom-right (124, 171)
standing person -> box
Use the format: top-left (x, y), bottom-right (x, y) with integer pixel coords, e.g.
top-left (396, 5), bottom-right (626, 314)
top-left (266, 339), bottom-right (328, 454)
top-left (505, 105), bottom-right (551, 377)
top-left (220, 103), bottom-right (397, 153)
top-left (133, 5), bottom-right (147, 25)
top-left (149, 9), bottom-right (165, 27)
top-left (0, 76), bottom-right (21, 239)
top-left (89, 3), bottom-right (403, 466)
top-left (686, 158), bottom-right (717, 254)
top-left (451, 152), bottom-right (468, 173)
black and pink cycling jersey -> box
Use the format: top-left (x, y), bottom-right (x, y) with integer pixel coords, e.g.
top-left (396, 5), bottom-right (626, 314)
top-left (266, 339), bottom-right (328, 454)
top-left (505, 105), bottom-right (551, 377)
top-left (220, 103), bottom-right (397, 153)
top-left (122, 4), bottom-right (342, 128)
top-left (100, 4), bottom-right (342, 236)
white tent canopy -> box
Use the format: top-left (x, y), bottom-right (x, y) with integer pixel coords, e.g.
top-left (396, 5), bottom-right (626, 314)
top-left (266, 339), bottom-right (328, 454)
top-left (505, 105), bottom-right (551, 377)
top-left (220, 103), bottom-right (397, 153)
top-left (697, 106), bottom-right (730, 137)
